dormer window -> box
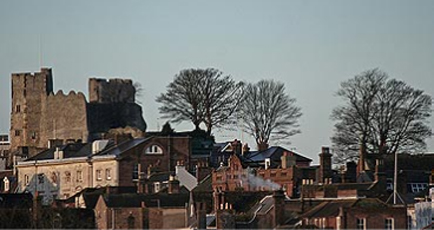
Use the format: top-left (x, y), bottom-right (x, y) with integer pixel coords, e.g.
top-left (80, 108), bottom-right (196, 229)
top-left (145, 145), bottom-right (163, 154)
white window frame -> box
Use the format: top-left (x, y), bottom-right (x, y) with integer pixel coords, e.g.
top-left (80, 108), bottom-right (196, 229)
top-left (145, 145), bottom-right (163, 155)
top-left (106, 169), bottom-right (111, 180)
top-left (356, 218), bottom-right (366, 230)
top-left (96, 169), bottom-right (102, 181)
top-left (385, 218), bottom-right (394, 230)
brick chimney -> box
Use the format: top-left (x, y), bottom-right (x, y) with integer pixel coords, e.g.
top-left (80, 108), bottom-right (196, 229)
top-left (273, 189), bottom-right (285, 227)
top-left (196, 161), bottom-right (211, 183)
top-left (230, 139), bottom-right (242, 155)
top-left (374, 157), bottom-right (387, 196)
top-left (257, 142), bottom-right (269, 151)
top-left (345, 161), bottom-right (357, 183)
top-left (319, 147), bottom-right (332, 184)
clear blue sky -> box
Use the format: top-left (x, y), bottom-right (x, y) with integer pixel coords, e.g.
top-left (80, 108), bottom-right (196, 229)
top-left (1, 0), bottom-right (434, 162)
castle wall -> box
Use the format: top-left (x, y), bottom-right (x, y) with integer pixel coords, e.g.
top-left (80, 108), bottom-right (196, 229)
top-left (10, 68), bottom-right (146, 161)
top-left (89, 78), bottom-right (135, 103)
top-left (41, 91), bottom-right (89, 146)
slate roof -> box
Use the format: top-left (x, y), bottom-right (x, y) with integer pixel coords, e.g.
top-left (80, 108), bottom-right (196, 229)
top-left (147, 172), bottom-right (173, 182)
top-left (241, 146), bottom-right (312, 168)
top-left (94, 137), bottom-right (151, 157)
top-left (25, 142), bottom-right (94, 161)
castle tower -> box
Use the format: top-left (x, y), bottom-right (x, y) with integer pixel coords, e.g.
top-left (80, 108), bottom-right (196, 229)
top-left (10, 68), bottom-right (53, 156)
top-left (88, 78), bottom-right (135, 103)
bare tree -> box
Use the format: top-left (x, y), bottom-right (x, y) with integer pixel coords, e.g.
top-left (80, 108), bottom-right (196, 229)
top-left (331, 69), bottom-right (432, 163)
top-left (156, 68), bottom-right (243, 134)
top-left (156, 69), bottom-right (204, 130)
top-left (200, 69), bottom-right (244, 134)
top-left (239, 80), bottom-right (302, 149)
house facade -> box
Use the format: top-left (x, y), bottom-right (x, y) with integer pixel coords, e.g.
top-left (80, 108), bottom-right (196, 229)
top-left (16, 135), bottom-right (192, 203)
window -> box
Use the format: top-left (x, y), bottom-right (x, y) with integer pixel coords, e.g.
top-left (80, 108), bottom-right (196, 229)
top-left (145, 145), bottom-right (163, 154)
top-left (16, 105), bottom-right (21, 113)
top-left (14, 130), bottom-right (21, 136)
top-left (31, 131), bottom-right (36, 139)
top-left (127, 214), bottom-right (135, 229)
top-left (154, 182), bottom-right (161, 193)
top-left (3, 177), bottom-right (10, 192)
top-left (38, 174), bottom-right (44, 184)
top-left (385, 218), bottom-right (394, 230)
top-left (76, 170), bottom-right (82, 182)
top-left (132, 164), bottom-right (138, 180)
top-left (356, 218), bottom-right (366, 230)
top-left (106, 169), bottom-right (111, 180)
top-left (410, 183), bottom-right (427, 193)
top-left (64, 171), bottom-right (71, 183)
top-left (24, 174), bottom-right (29, 185)
top-left (96, 170), bottom-right (102, 181)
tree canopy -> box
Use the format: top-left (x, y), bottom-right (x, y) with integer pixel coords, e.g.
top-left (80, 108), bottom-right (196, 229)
top-left (331, 69), bottom-right (432, 163)
top-left (156, 68), bottom-right (244, 134)
top-left (238, 79), bottom-right (302, 149)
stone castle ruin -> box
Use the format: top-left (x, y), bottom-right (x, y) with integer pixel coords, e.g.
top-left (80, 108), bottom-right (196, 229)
top-left (10, 68), bottom-right (146, 162)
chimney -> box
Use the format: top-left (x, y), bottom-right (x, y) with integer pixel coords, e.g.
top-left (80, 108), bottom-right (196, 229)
top-left (374, 157), bottom-right (387, 196)
top-left (273, 189), bottom-right (285, 227)
top-left (358, 142), bottom-right (367, 173)
top-left (168, 175), bottom-right (180, 194)
top-left (257, 142), bottom-right (269, 151)
top-left (196, 161), bottom-right (211, 183)
top-left (345, 162), bottom-right (357, 183)
top-left (231, 139), bottom-right (242, 155)
top-left (265, 158), bottom-right (271, 170)
top-left (319, 147), bottom-right (332, 184)
top-left (242, 143), bottom-right (250, 155)
top-left (281, 151), bottom-right (296, 169)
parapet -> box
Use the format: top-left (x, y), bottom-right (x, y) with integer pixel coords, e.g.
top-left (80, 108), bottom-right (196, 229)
top-left (88, 77), bottom-right (136, 103)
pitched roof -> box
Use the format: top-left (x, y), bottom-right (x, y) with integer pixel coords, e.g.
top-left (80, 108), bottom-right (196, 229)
top-left (301, 198), bottom-right (388, 219)
top-left (94, 137), bottom-right (151, 157)
top-left (101, 193), bottom-right (190, 208)
top-left (244, 146), bottom-right (312, 162)
top-left (25, 142), bottom-right (93, 161)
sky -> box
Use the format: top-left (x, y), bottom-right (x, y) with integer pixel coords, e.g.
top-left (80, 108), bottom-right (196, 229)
top-left (1, 0), bottom-right (434, 163)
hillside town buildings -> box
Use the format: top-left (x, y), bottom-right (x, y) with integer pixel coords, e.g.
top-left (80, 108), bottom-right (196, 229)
top-left (0, 67), bottom-right (433, 229)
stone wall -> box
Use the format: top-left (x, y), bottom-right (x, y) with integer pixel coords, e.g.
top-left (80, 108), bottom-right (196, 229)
top-left (89, 78), bottom-right (135, 104)
top-left (10, 68), bottom-right (146, 161)
top-left (10, 68), bottom-right (53, 153)
top-left (41, 90), bottom-right (88, 147)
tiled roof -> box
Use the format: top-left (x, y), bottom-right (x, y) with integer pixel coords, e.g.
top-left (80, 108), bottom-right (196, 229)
top-left (301, 198), bottom-right (388, 219)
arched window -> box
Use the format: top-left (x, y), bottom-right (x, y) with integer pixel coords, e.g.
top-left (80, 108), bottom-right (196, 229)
top-left (145, 145), bottom-right (163, 154)
top-left (127, 214), bottom-right (135, 229)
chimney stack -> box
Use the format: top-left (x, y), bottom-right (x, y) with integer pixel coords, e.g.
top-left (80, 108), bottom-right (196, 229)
top-left (319, 147), bottom-right (332, 184)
